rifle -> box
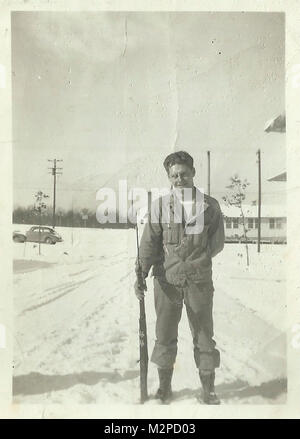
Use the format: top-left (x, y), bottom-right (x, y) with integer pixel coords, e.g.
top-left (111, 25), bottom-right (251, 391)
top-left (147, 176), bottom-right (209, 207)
top-left (135, 222), bottom-right (149, 404)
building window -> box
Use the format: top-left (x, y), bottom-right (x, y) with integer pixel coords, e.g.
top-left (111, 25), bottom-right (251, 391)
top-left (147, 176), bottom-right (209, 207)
top-left (276, 219), bottom-right (282, 229)
top-left (226, 218), bottom-right (232, 229)
top-left (269, 218), bottom-right (275, 229)
top-left (248, 218), bottom-right (253, 229)
top-left (232, 218), bottom-right (239, 229)
top-left (254, 218), bottom-right (258, 229)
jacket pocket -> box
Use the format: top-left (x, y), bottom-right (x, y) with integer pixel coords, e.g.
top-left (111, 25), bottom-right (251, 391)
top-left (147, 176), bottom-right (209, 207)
top-left (163, 224), bottom-right (180, 244)
top-left (191, 224), bottom-right (209, 249)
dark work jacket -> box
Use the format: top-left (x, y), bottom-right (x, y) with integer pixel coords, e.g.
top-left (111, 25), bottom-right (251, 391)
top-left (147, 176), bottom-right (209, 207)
top-left (138, 188), bottom-right (225, 288)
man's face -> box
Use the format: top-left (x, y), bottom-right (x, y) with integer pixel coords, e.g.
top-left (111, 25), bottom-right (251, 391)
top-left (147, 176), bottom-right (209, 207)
top-left (168, 163), bottom-right (195, 189)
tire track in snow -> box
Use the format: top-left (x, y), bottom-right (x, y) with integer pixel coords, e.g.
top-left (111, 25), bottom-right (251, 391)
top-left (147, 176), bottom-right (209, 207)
top-left (15, 254), bottom-right (132, 377)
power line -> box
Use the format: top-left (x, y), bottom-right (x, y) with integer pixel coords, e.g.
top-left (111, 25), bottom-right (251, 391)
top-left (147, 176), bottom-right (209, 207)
top-left (13, 186), bottom-right (286, 195)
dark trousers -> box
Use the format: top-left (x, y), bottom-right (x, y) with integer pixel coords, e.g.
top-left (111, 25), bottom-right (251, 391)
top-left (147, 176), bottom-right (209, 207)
top-left (151, 277), bottom-right (220, 371)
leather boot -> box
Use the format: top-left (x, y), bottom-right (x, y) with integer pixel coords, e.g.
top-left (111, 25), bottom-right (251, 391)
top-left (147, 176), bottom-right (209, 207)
top-left (199, 371), bottom-right (220, 405)
top-left (155, 367), bottom-right (173, 403)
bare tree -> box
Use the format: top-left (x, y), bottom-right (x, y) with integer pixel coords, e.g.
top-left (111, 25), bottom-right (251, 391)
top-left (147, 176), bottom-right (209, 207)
top-left (81, 208), bottom-right (90, 228)
top-left (222, 175), bottom-right (250, 266)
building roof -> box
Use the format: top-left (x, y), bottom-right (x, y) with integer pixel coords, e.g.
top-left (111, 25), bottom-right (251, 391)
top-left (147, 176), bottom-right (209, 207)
top-left (264, 114), bottom-right (286, 133)
top-left (267, 171), bottom-right (287, 182)
top-left (221, 204), bottom-right (286, 218)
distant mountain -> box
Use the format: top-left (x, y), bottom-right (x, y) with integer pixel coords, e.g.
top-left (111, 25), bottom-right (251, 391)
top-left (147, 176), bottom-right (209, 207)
top-left (72, 153), bottom-right (170, 194)
top-left (71, 172), bottom-right (112, 191)
top-left (68, 152), bottom-right (286, 212)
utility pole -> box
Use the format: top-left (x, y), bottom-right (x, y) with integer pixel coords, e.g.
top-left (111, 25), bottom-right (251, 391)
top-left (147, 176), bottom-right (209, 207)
top-left (48, 159), bottom-right (63, 228)
top-left (257, 149), bottom-right (261, 253)
top-left (207, 151), bottom-right (211, 196)
top-left (71, 195), bottom-right (74, 246)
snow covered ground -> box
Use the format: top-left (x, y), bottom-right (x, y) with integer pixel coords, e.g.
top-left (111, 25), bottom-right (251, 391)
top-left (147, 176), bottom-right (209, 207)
top-left (13, 225), bottom-right (287, 405)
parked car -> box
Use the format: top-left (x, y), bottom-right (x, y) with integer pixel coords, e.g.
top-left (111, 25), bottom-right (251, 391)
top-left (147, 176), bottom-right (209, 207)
top-left (13, 230), bottom-right (27, 243)
top-left (13, 226), bottom-right (63, 244)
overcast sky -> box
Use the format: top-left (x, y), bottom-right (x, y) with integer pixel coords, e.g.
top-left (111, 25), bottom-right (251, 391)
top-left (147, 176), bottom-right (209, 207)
top-left (12, 11), bottom-right (285, 210)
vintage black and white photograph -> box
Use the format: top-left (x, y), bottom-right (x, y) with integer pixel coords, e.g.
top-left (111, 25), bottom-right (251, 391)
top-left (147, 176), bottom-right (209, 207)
top-left (11, 11), bottom-right (287, 405)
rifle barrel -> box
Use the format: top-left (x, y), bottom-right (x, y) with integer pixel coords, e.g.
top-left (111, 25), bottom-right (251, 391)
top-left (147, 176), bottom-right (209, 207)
top-left (139, 297), bottom-right (148, 403)
top-left (136, 221), bottom-right (148, 403)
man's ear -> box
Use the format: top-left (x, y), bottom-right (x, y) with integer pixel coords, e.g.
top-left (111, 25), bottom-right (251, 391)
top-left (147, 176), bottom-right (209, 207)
top-left (192, 167), bottom-right (196, 177)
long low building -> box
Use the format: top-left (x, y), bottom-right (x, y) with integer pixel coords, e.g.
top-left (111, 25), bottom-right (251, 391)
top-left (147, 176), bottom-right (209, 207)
top-left (221, 204), bottom-right (286, 244)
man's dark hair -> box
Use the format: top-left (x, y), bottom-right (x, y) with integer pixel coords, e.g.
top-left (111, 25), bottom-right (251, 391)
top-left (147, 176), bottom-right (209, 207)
top-left (163, 151), bottom-right (194, 173)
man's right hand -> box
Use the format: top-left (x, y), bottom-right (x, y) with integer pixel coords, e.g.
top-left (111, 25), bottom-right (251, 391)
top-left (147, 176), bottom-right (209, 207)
top-left (134, 276), bottom-right (147, 301)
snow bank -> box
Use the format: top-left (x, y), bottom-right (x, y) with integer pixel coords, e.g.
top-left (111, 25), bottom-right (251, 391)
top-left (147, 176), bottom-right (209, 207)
top-left (13, 225), bottom-right (287, 405)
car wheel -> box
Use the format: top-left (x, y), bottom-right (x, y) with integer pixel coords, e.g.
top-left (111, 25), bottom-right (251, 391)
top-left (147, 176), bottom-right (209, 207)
top-left (45, 237), bottom-right (53, 244)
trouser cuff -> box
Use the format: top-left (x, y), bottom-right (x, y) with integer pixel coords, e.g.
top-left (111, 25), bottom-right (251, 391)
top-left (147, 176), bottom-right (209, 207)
top-left (196, 349), bottom-right (220, 370)
top-left (151, 343), bottom-right (177, 369)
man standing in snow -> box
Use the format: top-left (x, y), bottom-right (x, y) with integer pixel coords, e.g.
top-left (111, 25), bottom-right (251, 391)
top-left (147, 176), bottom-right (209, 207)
top-left (135, 151), bottom-right (225, 404)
